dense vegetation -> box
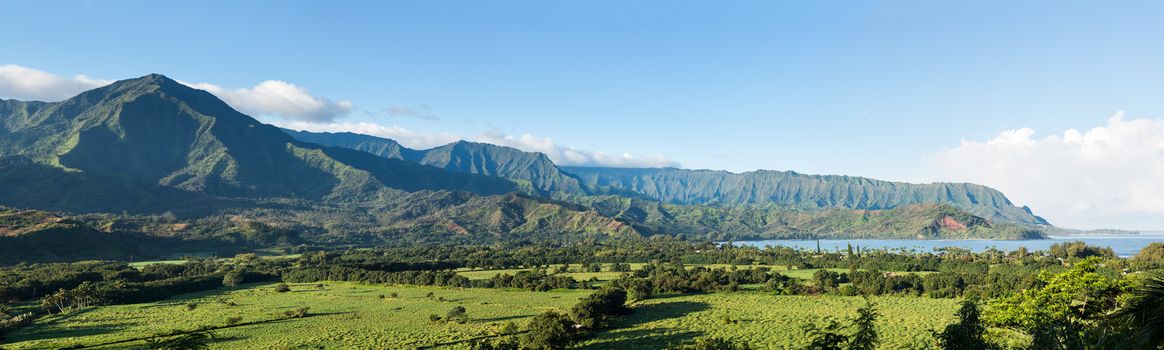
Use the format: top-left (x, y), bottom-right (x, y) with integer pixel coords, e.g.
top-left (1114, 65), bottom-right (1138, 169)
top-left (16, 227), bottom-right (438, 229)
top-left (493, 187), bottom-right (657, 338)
top-left (2, 239), bottom-right (1163, 348)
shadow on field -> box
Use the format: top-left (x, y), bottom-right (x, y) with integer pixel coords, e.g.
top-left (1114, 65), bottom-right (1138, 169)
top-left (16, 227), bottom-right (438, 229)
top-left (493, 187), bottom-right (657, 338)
top-left (576, 301), bottom-right (712, 349)
top-left (577, 328), bottom-right (704, 349)
top-left (475, 314), bottom-right (532, 323)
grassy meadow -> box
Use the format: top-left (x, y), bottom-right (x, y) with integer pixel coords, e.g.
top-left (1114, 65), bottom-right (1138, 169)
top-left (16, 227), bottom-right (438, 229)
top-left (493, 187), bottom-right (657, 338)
top-left (2, 280), bottom-right (959, 349)
top-left (2, 283), bottom-right (589, 350)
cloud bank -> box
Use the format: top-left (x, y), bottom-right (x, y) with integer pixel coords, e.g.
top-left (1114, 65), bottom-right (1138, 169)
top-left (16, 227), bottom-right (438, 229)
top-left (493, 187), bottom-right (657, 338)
top-left (183, 80), bottom-right (352, 122)
top-left (279, 121), bottom-right (680, 168)
top-left (932, 112), bottom-right (1164, 229)
top-left (0, 65), bottom-right (112, 101)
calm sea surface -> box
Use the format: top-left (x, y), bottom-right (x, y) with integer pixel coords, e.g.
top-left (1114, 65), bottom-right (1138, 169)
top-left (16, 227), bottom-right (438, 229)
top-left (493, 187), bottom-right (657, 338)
top-left (732, 232), bottom-right (1164, 258)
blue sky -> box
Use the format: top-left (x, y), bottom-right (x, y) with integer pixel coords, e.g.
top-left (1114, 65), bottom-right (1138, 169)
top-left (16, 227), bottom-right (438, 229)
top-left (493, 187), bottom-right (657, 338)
top-left (2, 1), bottom-right (1164, 229)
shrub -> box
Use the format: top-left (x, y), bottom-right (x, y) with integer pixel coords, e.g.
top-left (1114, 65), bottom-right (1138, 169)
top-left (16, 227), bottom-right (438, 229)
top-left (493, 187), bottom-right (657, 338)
top-left (500, 321), bottom-right (519, 334)
top-left (429, 314), bottom-right (443, 323)
top-left (226, 316), bottom-right (243, 325)
top-left (569, 288), bottom-right (629, 329)
top-left (283, 307), bottom-right (309, 318)
top-left (274, 284), bottom-right (291, 293)
top-left (670, 336), bottom-right (753, 350)
top-left (185, 302), bottom-right (198, 311)
top-left (222, 272), bottom-right (243, 288)
top-left (446, 306), bottom-right (468, 324)
top-left (521, 311), bottom-right (575, 350)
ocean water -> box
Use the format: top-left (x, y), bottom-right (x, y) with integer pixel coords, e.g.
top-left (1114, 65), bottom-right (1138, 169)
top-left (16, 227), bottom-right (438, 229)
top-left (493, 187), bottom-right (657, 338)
top-left (732, 232), bottom-right (1164, 258)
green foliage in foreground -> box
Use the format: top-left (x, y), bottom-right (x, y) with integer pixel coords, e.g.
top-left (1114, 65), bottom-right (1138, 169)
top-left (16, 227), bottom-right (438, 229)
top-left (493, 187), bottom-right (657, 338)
top-left (1, 283), bottom-right (959, 349)
top-left (2, 283), bottom-right (589, 349)
top-left (578, 293), bottom-right (958, 349)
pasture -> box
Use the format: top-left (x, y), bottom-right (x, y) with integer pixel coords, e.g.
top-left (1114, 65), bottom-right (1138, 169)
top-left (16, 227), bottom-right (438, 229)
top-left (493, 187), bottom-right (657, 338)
top-left (2, 282), bottom-right (959, 349)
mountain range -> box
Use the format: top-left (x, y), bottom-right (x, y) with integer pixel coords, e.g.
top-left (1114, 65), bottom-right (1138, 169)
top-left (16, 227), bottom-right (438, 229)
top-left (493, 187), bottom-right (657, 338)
top-left (281, 126), bottom-right (1048, 226)
top-left (0, 74), bottom-right (1051, 260)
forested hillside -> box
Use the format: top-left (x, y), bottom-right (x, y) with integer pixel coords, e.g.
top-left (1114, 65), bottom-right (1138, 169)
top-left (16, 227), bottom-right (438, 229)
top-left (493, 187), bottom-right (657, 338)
top-left (565, 167), bottom-right (1048, 225)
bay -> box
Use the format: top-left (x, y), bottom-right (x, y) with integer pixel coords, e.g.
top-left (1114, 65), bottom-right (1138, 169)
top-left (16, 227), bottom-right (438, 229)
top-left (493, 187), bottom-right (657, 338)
top-left (732, 232), bottom-right (1164, 258)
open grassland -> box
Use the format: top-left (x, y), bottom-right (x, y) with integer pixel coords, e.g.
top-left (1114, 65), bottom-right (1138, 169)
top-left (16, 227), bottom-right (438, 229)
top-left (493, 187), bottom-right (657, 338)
top-left (582, 294), bottom-right (959, 349)
top-left (3, 283), bottom-right (958, 349)
top-left (2, 283), bottom-right (590, 350)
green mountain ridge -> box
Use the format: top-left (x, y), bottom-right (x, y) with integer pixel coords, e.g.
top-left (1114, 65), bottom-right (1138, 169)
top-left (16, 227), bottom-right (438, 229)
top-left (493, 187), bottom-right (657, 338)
top-left (282, 129), bottom-right (588, 196)
top-left (0, 73), bottom-right (1052, 262)
top-left (564, 166), bottom-right (1048, 226)
top-left (0, 74), bottom-right (516, 214)
top-left (282, 129), bottom-right (1048, 227)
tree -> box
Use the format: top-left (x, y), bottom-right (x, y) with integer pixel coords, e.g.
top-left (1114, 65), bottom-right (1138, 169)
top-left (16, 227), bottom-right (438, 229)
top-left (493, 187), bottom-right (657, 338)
top-left (813, 270), bottom-right (840, 291)
top-left (569, 288), bottom-right (629, 329)
top-left (985, 257), bottom-right (1130, 349)
top-left (802, 317), bottom-right (848, 350)
top-left (848, 298), bottom-right (879, 350)
top-left (521, 311), bottom-right (575, 350)
top-left (446, 306), bottom-right (469, 324)
top-left (233, 253), bottom-right (258, 265)
top-left (1108, 272), bottom-right (1164, 349)
top-left (625, 279), bottom-right (653, 302)
top-left (222, 272), bottom-right (243, 288)
top-left (935, 300), bottom-right (989, 350)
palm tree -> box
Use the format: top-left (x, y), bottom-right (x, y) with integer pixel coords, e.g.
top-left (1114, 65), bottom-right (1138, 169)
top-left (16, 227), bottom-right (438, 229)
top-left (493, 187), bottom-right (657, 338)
top-left (1109, 272), bottom-right (1164, 349)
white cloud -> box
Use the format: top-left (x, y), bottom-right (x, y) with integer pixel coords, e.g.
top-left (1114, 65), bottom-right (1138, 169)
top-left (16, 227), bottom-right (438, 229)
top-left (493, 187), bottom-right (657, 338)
top-left (277, 120), bottom-right (462, 149)
top-left (0, 65), bottom-right (351, 122)
top-left (278, 121), bottom-right (680, 168)
top-left (932, 112), bottom-right (1164, 229)
top-left (0, 64), bottom-right (112, 101)
top-left (475, 131), bottom-right (680, 168)
top-left (183, 80), bottom-right (352, 122)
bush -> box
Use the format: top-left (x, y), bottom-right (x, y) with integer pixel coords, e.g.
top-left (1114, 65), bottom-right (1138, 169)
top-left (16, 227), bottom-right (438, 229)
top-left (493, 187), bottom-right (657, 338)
top-left (185, 302), bottom-right (198, 311)
top-left (446, 306), bottom-right (469, 324)
top-left (670, 336), bottom-right (753, 350)
top-left (429, 314), bottom-right (443, 323)
top-left (274, 284), bottom-right (291, 293)
top-left (500, 321), bottom-right (519, 334)
top-left (283, 307), bottom-right (309, 318)
top-left (222, 272), bottom-right (243, 288)
top-left (522, 311), bottom-right (575, 350)
top-left (570, 288), bottom-right (629, 329)
top-left (226, 316), bottom-right (243, 325)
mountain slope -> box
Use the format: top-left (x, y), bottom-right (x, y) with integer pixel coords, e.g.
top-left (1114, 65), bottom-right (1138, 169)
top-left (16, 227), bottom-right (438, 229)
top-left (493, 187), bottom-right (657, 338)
top-left (282, 130), bottom-right (588, 196)
top-left (283, 129), bottom-right (1048, 227)
top-left (0, 74), bottom-right (516, 214)
top-left (563, 167), bottom-right (1049, 225)
top-left (578, 195), bottom-right (1043, 240)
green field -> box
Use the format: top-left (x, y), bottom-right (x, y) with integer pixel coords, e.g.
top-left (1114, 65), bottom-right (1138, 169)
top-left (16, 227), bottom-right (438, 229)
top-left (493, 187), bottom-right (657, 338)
top-left (3, 282), bottom-right (959, 349)
top-left (2, 283), bottom-right (590, 350)
top-left (581, 294), bottom-right (958, 349)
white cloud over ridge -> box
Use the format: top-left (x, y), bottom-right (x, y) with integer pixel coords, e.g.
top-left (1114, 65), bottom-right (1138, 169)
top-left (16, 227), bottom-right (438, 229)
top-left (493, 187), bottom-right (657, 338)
top-left (183, 80), bottom-right (352, 122)
top-left (932, 112), bottom-right (1164, 229)
top-left (0, 64), bottom-right (352, 122)
top-left (0, 65), bottom-right (112, 101)
top-left (278, 121), bottom-right (680, 168)
top-left (2, 64), bottom-right (678, 169)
